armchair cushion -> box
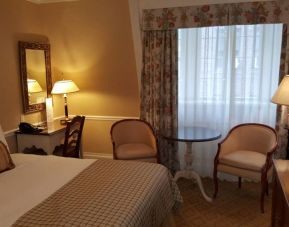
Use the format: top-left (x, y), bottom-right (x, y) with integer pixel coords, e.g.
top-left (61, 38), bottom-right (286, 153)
top-left (115, 143), bottom-right (157, 160)
top-left (219, 150), bottom-right (266, 172)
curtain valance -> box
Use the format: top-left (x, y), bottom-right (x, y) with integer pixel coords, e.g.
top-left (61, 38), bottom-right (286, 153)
top-left (142, 1), bottom-right (289, 31)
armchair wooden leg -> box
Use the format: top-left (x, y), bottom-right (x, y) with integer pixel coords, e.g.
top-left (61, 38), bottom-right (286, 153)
top-left (265, 180), bottom-right (269, 196)
top-left (260, 189), bottom-right (265, 213)
top-left (260, 175), bottom-right (266, 213)
top-left (213, 167), bottom-right (218, 199)
top-left (238, 177), bottom-right (242, 189)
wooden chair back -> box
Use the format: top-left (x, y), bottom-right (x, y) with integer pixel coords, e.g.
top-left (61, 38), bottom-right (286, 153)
top-left (63, 115), bottom-right (85, 158)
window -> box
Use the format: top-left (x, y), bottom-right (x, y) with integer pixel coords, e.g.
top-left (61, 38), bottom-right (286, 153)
top-left (178, 24), bottom-right (283, 176)
top-left (178, 24), bottom-right (283, 128)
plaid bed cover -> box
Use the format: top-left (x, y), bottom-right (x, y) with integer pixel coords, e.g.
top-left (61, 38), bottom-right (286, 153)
top-left (13, 159), bottom-right (182, 227)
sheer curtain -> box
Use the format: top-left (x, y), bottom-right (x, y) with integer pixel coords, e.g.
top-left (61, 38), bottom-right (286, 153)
top-left (178, 24), bottom-right (283, 178)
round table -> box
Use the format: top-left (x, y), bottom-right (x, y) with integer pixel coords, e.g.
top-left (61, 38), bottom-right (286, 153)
top-left (162, 126), bottom-right (221, 202)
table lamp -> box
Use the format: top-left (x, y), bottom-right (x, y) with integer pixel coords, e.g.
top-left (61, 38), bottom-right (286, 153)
top-left (51, 80), bottom-right (79, 124)
top-left (271, 75), bottom-right (289, 125)
top-left (27, 79), bottom-right (43, 104)
top-left (272, 75), bottom-right (289, 159)
top-left (27, 79), bottom-right (42, 93)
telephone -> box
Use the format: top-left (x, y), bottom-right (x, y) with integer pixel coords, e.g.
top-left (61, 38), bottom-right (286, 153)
top-left (19, 122), bottom-right (42, 133)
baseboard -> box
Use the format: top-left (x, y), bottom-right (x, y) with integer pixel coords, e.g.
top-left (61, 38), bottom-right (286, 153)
top-left (83, 152), bottom-right (113, 159)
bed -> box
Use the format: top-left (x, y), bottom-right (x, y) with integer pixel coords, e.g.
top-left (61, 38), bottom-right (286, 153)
top-left (0, 153), bottom-right (182, 227)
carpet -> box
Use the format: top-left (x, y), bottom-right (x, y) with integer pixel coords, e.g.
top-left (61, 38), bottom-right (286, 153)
top-left (173, 178), bottom-right (271, 227)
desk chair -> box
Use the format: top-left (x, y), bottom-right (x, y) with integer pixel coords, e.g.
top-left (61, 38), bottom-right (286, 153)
top-left (53, 115), bottom-right (85, 158)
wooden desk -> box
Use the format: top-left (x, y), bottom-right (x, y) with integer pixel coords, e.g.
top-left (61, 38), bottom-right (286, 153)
top-left (271, 160), bottom-right (289, 227)
top-left (16, 121), bottom-right (66, 155)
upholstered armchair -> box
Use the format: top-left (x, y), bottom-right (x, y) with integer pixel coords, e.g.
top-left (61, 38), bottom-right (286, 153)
top-left (213, 123), bottom-right (278, 213)
top-left (110, 119), bottom-right (159, 163)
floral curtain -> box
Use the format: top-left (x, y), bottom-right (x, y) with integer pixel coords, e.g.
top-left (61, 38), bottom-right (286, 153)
top-left (143, 5), bottom-right (229, 30)
top-left (142, 1), bottom-right (285, 30)
top-left (141, 0), bottom-right (289, 158)
top-left (140, 30), bottom-right (179, 172)
top-left (229, 2), bottom-right (282, 24)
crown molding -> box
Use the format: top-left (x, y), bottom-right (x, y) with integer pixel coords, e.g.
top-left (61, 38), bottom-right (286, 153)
top-left (26, 0), bottom-right (79, 4)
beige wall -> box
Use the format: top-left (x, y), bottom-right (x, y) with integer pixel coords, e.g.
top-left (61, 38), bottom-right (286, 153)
top-left (0, 0), bottom-right (45, 131)
top-left (0, 0), bottom-right (50, 152)
top-left (39, 0), bottom-right (139, 155)
top-left (1, 0), bottom-right (139, 155)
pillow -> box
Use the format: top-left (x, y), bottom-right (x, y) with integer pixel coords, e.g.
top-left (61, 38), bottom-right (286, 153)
top-left (0, 141), bottom-right (15, 173)
top-left (0, 125), bottom-right (9, 153)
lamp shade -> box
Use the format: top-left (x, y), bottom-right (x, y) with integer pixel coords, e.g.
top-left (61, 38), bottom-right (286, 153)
top-left (27, 79), bottom-right (42, 93)
top-left (51, 80), bottom-right (79, 94)
top-left (271, 75), bottom-right (289, 106)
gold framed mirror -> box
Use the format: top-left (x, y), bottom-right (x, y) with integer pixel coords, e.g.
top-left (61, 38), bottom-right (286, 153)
top-left (19, 41), bottom-right (52, 113)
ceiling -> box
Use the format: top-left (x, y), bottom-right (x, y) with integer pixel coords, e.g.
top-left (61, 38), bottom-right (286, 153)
top-left (26, 0), bottom-right (79, 4)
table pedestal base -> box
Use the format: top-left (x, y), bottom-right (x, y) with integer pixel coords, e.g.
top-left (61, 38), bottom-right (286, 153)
top-left (174, 169), bottom-right (212, 202)
top-left (174, 141), bottom-right (212, 202)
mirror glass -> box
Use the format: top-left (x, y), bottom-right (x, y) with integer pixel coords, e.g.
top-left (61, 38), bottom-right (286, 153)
top-left (26, 49), bottom-right (47, 105)
top-left (19, 42), bottom-right (52, 113)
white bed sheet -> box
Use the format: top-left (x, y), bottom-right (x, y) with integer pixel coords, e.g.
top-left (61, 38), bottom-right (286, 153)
top-left (0, 154), bottom-right (95, 227)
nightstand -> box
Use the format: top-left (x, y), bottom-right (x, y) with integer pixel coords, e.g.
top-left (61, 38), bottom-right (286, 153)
top-left (16, 121), bottom-right (66, 155)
